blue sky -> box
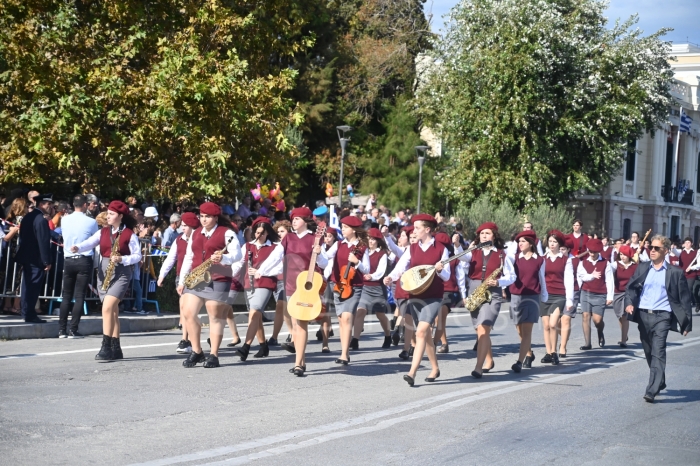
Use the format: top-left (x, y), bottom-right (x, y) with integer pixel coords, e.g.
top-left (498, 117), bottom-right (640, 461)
top-left (428, 0), bottom-right (700, 44)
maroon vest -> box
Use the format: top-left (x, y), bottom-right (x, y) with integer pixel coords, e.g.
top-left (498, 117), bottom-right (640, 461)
top-left (175, 234), bottom-right (189, 276)
top-left (600, 246), bottom-right (612, 262)
top-left (544, 254), bottom-right (568, 296)
top-left (468, 249), bottom-right (504, 281)
top-left (282, 231), bottom-right (322, 295)
top-left (408, 240), bottom-right (445, 299)
top-left (99, 227), bottom-right (133, 257)
top-left (568, 233), bottom-right (589, 256)
top-left (244, 242), bottom-right (277, 290)
top-left (679, 249), bottom-right (698, 279)
top-left (510, 254), bottom-right (544, 295)
top-left (364, 250), bottom-right (387, 287)
top-left (572, 257), bottom-right (580, 291)
top-left (443, 261), bottom-right (459, 292)
top-left (190, 226), bottom-right (232, 283)
top-left (614, 262), bottom-right (637, 293)
top-left (581, 259), bottom-right (608, 294)
top-left (332, 242), bottom-right (368, 286)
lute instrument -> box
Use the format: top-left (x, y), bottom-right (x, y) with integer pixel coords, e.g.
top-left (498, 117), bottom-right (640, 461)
top-left (632, 229), bottom-right (652, 263)
top-left (287, 221), bottom-right (327, 321)
top-left (334, 245), bottom-right (362, 300)
top-left (400, 240), bottom-right (493, 295)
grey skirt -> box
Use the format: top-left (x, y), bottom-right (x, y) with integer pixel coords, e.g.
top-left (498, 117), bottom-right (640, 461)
top-left (226, 290), bottom-right (241, 306)
top-left (540, 294), bottom-right (567, 317)
top-left (358, 285), bottom-right (389, 314)
top-left (468, 280), bottom-right (502, 328)
top-left (184, 280), bottom-right (231, 303)
top-left (333, 286), bottom-right (362, 316)
top-left (397, 298), bottom-right (410, 317)
top-left (274, 279), bottom-right (286, 303)
top-left (97, 257), bottom-right (132, 302)
top-left (442, 291), bottom-right (460, 311)
top-left (563, 290), bottom-right (580, 318)
top-left (247, 287), bottom-right (273, 311)
top-left (613, 292), bottom-right (626, 319)
top-left (580, 290), bottom-right (606, 316)
top-left (405, 298), bottom-right (442, 324)
top-left (510, 294), bottom-right (540, 324)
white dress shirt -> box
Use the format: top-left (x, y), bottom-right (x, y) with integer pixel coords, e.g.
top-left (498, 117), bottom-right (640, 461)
top-left (158, 233), bottom-right (189, 281)
top-left (178, 225), bottom-right (242, 286)
top-left (323, 238), bottom-right (370, 275)
top-left (384, 234), bottom-right (408, 259)
top-left (388, 237), bottom-right (451, 282)
top-left (75, 226), bottom-right (142, 266)
top-left (577, 256), bottom-right (614, 301)
top-left (232, 240), bottom-right (284, 280)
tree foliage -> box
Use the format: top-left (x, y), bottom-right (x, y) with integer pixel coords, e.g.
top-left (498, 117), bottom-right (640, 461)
top-left (457, 194), bottom-right (522, 240)
top-left (524, 204), bottom-right (575, 241)
top-left (0, 0), bottom-right (313, 198)
top-left (418, 0), bottom-right (673, 209)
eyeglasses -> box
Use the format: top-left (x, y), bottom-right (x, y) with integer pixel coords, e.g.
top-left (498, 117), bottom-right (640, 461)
top-left (650, 245), bottom-right (664, 252)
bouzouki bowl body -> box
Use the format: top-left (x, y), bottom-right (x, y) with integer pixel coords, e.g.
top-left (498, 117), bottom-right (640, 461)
top-left (400, 265), bottom-right (436, 295)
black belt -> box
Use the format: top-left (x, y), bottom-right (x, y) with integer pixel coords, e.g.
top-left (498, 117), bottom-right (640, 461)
top-left (66, 255), bottom-right (91, 259)
top-left (638, 308), bottom-right (669, 314)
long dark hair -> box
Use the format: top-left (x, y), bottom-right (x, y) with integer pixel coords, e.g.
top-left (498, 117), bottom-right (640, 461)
top-left (217, 214), bottom-right (234, 231)
top-left (121, 214), bottom-right (137, 231)
top-left (351, 226), bottom-right (369, 249)
top-left (473, 230), bottom-right (505, 250)
top-left (254, 222), bottom-right (279, 243)
top-left (370, 235), bottom-right (389, 255)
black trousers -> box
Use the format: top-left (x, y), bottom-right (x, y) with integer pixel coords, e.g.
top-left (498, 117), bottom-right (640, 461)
top-left (20, 264), bottom-right (45, 321)
top-left (687, 277), bottom-right (700, 307)
top-left (637, 310), bottom-right (672, 397)
top-left (58, 256), bottom-right (93, 332)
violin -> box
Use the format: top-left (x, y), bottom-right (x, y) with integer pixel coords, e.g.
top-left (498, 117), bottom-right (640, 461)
top-left (334, 246), bottom-right (362, 300)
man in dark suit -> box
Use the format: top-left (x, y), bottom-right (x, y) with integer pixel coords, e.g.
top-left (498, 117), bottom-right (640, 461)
top-left (14, 193), bottom-right (53, 323)
top-left (625, 234), bottom-right (692, 403)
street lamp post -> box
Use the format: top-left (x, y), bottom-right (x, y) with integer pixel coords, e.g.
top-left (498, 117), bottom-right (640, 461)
top-left (336, 125), bottom-right (352, 208)
top-left (415, 145), bottom-right (429, 214)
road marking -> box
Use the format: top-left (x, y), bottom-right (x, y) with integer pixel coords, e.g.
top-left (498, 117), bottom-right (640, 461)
top-left (129, 336), bottom-right (700, 466)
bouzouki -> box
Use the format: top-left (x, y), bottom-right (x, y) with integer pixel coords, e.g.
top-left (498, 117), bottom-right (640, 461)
top-left (400, 240), bottom-right (493, 295)
top-left (287, 221), bottom-right (327, 321)
top-left (334, 246), bottom-right (362, 300)
top-left (632, 229), bottom-right (652, 263)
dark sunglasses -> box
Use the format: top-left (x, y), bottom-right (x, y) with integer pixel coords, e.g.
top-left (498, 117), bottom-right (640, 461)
top-left (650, 245), bottom-right (664, 252)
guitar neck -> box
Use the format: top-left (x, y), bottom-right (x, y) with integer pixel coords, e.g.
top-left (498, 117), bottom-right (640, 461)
top-left (306, 239), bottom-right (322, 284)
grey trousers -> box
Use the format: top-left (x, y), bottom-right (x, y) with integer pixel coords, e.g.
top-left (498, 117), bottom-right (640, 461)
top-left (637, 310), bottom-right (672, 397)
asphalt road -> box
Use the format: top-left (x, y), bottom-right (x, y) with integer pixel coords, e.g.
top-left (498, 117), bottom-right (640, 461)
top-left (1, 309), bottom-right (699, 466)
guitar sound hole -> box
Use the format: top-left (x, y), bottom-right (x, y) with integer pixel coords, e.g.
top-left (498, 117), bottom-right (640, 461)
top-left (305, 282), bottom-right (313, 291)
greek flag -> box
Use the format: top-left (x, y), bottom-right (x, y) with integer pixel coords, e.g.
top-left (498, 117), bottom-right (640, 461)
top-left (149, 248), bottom-right (169, 256)
top-left (680, 108), bottom-right (692, 133)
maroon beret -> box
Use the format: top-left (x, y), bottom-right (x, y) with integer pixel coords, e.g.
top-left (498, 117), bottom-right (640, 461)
top-left (402, 225), bottom-right (414, 234)
top-left (181, 212), bottom-right (200, 228)
top-left (412, 213), bottom-right (437, 224)
top-left (564, 237), bottom-right (575, 250)
top-left (618, 245), bottom-right (633, 259)
top-left (367, 227), bottom-right (383, 239)
top-left (476, 222), bottom-right (498, 234)
top-left (587, 238), bottom-right (604, 253)
top-left (108, 200), bottom-right (129, 217)
top-left (547, 229), bottom-right (566, 247)
top-left (290, 207), bottom-right (312, 220)
top-left (251, 217), bottom-right (272, 228)
top-left (199, 202), bottom-right (221, 216)
top-left (434, 232), bottom-right (452, 246)
top-left (341, 215), bottom-right (363, 228)
top-left (515, 230), bottom-right (537, 242)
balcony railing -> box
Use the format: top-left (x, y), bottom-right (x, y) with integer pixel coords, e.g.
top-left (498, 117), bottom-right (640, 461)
top-left (661, 185), bottom-right (694, 205)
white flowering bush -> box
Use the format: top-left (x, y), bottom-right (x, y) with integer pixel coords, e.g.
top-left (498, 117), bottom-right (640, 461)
top-left (418, 0), bottom-right (673, 209)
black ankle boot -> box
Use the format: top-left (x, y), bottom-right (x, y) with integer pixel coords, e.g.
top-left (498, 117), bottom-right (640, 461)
top-left (95, 335), bottom-right (114, 361)
top-left (350, 337), bottom-right (359, 350)
top-left (111, 337), bottom-right (123, 360)
top-left (237, 343), bottom-right (251, 361)
top-left (254, 342), bottom-right (269, 358)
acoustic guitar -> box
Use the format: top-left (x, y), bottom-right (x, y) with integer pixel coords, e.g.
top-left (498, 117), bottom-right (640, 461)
top-left (334, 246), bottom-right (362, 300)
top-left (287, 221), bottom-right (327, 321)
top-left (400, 241), bottom-right (492, 295)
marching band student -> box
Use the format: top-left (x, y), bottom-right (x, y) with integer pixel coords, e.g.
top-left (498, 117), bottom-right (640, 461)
top-left (567, 219), bottom-right (589, 257)
top-left (268, 220), bottom-right (292, 346)
top-left (458, 222), bottom-right (515, 378)
top-left (679, 237), bottom-right (699, 310)
top-left (600, 237), bottom-right (613, 262)
top-left (433, 232), bottom-right (465, 354)
top-left (354, 228), bottom-right (392, 350)
top-left (318, 228), bottom-right (338, 353)
top-left (558, 237), bottom-right (581, 357)
top-left (385, 214), bottom-right (449, 386)
top-left (157, 212), bottom-right (201, 354)
top-left (577, 238), bottom-right (614, 350)
top-left (385, 226), bottom-right (418, 359)
top-left (282, 207), bottom-right (328, 376)
top-left (539, 230), bottom-right (573, 366)
top-left (324, 216), bottom-right (370, 364)
top-left (70, 201), bottom-right (142, 361)
top-left (611, 245), bottom-right (637, 348)
top-left (235, 217), bottom-right (283, 361)
top-left (508, 230), bottom-right (548, 373)
top-left (177, 202), bottom-right (242, 368)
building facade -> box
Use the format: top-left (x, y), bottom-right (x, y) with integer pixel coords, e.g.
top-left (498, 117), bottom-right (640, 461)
top-left (573, 43), bottom-right (700, 243)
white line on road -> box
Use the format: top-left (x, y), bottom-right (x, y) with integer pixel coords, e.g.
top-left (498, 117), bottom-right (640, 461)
top-left (129, 336), bottom-right (700, 466)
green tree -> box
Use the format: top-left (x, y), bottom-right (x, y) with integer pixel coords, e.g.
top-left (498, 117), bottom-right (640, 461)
top-left (418, 0), bottom-right (673, 209)
top-left (524, 204), bottom-right (575, 243)
top-left (457, 194), bottom-right (521, 240)
top-left (0, 0), bottom-right (313, 198)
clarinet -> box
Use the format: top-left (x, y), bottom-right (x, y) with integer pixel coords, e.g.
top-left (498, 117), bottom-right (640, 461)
top-left (248, 250), bottom-right (255, 292)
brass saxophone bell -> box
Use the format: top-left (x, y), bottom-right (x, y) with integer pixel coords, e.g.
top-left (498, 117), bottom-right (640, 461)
top-left (202, 271), bottom-right (212, 284)
top-left (483, 289), bottom-right (492, 304)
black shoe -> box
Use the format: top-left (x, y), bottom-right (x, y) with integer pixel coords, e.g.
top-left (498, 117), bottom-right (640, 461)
top-left (237, 344), bottom-right (251, 361)
top-left (473, 341), bottom-right (478, 351)
top-left (391, 329), bottom-right (400, 346)
top-left (95, 335), bottom-right (113, 361)
top-left (289, 364), bottom-right (306, 373)
top-left (281, 342), bottom-right (296, 354)
top-left (293, 365), bottom-right (305, 376)
top-left (391, 316), bottom-right (397, 330)
top-left (408, 347), bottom-right (414, 357)
top-left (350, 338), bottom-right (359, 351)
top-left (437, 344), bottom-right (449, 354)
top-left (254, 342), bottom-right (269, 358)
top-left (618, 341), bottom-right (628, 348)
top-left (25, 317), bottom-right (46, 324)
top-left (285, 334), bottom-right (292, 343)
top-left (207, 338), bottom-right (211, 347)
top-left (551, 353), bottom-right (559, 366)
top-left (471, 370), bottom-right (483, 379)
top-left (330, 329), bottom-right (334, 337)
top-left (58, 330), bottom-right (67, 339)
top-left (176, 339), bottom-right (192, 354)
top-left (579, 344), bottom-right (592, 350)
top-left (316, 328), bottom-right (323, 341)
top-left (511, 361), bottom-right (522, 373)
top-left (267, 337), bottom-right (279, 346)
top-left (334, 357), bottom-right (349, 365)
top-left (203, 354), bottom-right (220, 368)
top-left (382, 336), bottom-right (392, 349)
top-left (558, 353), bottom-right (567, 358)
top-left (399, 329), bottom-right (405, 343)
top-left (398, 350), bottom-right (410, 360)
top-left (425, 370), bottom-right (440, 382)
top-left (111, 338), bottom-right (123, 360)
top-left (597, 329), bottom-right (605, 348)
top-left (227, 338), bottom-right (241, 348)
top-left (522, 353), bottom-right (534, 369)
top-left (321, 346), bottom-right (331, 353)
top-left (643, 394), bottom-right (654, 403)
top-left (403, 374), bottom-right (415, 387)
top-left (541, 353), bottom-right (553, 364)
top-left (482, 362), bottom-right (495, 373)
top-left (183, 351), bottom-right (205, 367)
top-left (177, 324), bottom-right (182, 330)
top-left (68, 330), bottom-right (84, 339)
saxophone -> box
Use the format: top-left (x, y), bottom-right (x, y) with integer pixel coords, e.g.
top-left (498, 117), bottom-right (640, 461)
top-left (464, 261), bottom-right (503, 313)
top-left (183, 236), bottom-right (235, 289)
top-left (102, 231), bottom-right (121, 292)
